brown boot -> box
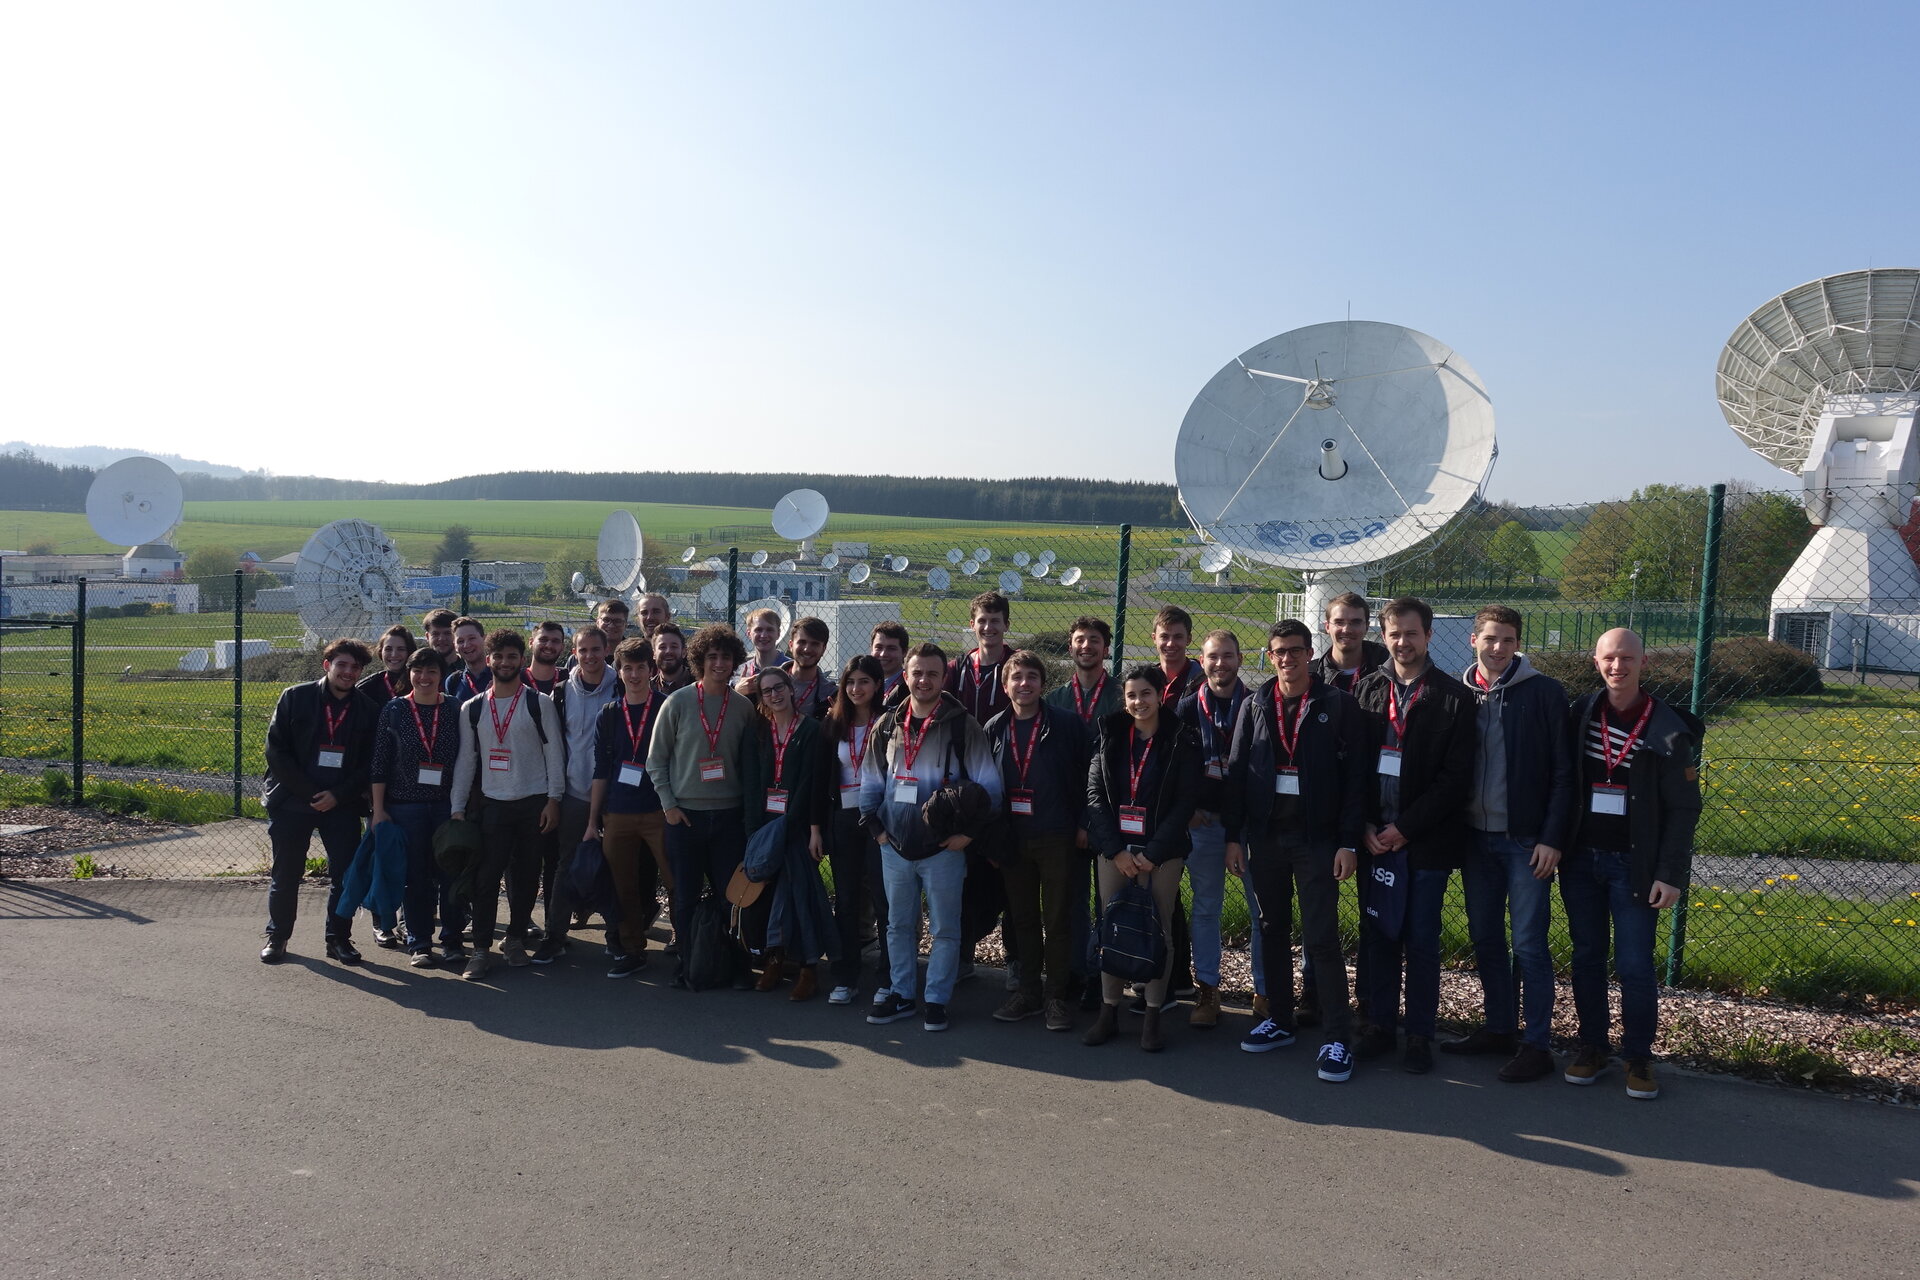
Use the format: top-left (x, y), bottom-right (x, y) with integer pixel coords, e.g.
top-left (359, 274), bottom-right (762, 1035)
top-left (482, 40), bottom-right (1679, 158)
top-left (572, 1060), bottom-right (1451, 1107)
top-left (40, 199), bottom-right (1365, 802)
top-left (788, 965), bottom-right (817, 1002)
top-left (1141, 1005), bottom-right (1166, 1053)
top-left (1190, 983), bottom-right (1221, 1029)
top-left (1252, 993), bottom-right (1271, 1021)
top-left (754, 951), bottom-right (786, 992)
top-left (1082, 1002), bottom-right (1120, 1046)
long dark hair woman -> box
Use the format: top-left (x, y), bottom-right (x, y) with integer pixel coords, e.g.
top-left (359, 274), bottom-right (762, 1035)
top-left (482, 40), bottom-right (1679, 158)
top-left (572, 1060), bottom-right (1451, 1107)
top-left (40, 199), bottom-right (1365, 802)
top-left (819, 654), bottom-right (889, 1007)
top-left (740, 667), bottom-right (836, 1000)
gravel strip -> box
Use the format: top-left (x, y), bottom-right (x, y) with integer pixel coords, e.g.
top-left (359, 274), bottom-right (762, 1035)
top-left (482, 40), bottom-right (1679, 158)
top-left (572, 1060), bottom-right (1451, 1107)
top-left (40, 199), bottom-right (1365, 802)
top-left (0, 804), bottom-right (172, 877)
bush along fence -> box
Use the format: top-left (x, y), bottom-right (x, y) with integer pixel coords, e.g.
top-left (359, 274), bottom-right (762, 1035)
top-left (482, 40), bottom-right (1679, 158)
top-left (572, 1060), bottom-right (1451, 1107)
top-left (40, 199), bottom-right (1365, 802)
top-left (2, 481), bottom-right (1917, 1002)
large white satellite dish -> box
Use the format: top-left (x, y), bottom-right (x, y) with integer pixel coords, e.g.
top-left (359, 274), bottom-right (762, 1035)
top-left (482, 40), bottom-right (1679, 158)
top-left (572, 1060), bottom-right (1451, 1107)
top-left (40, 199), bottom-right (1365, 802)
top-left (1198, 543), bottom-right (1234, 573)
top-left (292, 519), bottom-right (413, 640)
top-left (178, 648), bottom-right (210, 673)
top-left (86, 456), bottom-right (183, 547)
top-left (927, 567), bottom-right (952, 592)
top-left (772, 489), bottom-right (831, 543)
top-left (997, 569), bottom-right (1023, 594)
top-left (597, 511), bottom-right (645, 593)
top-left (848, 563), bottom-right (872, 585)
top-left (1059, 566), bottom-right (1083, 586)
top-left (736, 596), bottom-right (793, 642)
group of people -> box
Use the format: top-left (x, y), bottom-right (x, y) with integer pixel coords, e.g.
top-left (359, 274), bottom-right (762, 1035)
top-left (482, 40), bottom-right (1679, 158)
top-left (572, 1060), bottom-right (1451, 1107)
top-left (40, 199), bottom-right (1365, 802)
top-left (260, 587), bottom-right (1700, 1096)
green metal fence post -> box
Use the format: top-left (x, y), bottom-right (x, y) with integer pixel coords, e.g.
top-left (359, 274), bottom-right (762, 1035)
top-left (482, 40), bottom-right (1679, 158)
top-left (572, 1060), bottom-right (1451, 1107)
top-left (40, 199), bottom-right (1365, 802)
top-left (72, 577), bottom-right (85, 806)
top-left (1111, 525), bottom-right (1132, 680)
top-left (233, 570), bottom-right (244, 817)
top-left (727, 548), bottom-right (740, 620)
top-left (460, 558), bottom-right (471, 617)
top-left (1667, 481), bottom-right (1725, 987)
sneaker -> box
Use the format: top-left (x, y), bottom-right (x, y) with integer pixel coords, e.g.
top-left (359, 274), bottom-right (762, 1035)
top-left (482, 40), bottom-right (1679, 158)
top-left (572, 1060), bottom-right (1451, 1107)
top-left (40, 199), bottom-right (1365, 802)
top-left (530, 937), bottom-right (568, 965)
top-left (828, 985), bottom-right (857, 1006)
top-left (463, 949), bottom-right (492, 981)
top-left (607, 953), bottom-right (646, 978)
top-left (440, 942), bottom-right (469, 965)
top-left (1441, 1026), bottom-right (1517, 1056)
top-left (1625, 1057), bottom-right (1660, 1100)
top-left (1240, 1019), bottom-right (1296, 1053)
top-left (1316, 1040), bottom-right (1355, 1082)
top-left (372, 926), bottom-right (402, 950)
top-left (866, 993), bottom-right (918, 1025)
top-left (408, 950), bottom-right (437, 970)
top-left (524, 925), bottom-right (545, 944)
top-left (993, 991), bottom-right (1044, 1023)
top-left (1044, 998), bottom-right (1073, 1032)
top-left (1564, 1045), bottom-right (1608, 1086)
top-left (1404, 1034), bottom-right (1434, 1075)
top-left (1498, 1044), bottom-right (1556, 1083)
top-left (501, 937), bottom-right (530, 968)
top-left (923, 1002), bottom-right (950, 1032)
top-left (1354, 1025), bottom-right (1396, 1059)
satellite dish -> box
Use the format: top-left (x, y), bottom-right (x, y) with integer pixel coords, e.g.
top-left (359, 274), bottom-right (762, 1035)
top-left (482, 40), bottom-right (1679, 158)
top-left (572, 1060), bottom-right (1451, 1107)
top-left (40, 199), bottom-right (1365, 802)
top-left (1198, 543), bottom-right (1234, 573)
top-left (974, 547), bottom-right (991, 562)
top-left (597, 511), bottom-right (645, 593)
top-left (1012, 551), bottom-right (1031, 567)
top-left (750, 550), bottom-right (769, 567)
top-left (946, 548), bottom-right (964, 564)
top-left (820, 552), bottom-right (840, 570)
top-left (292, 519), bottom-right (412, 639)
top-left (777, 559), bottom-right (798, 573)
top-left (698, 580), bottom-right (730, 611)
top-left (997, 569), bottom-right (1023, 593)
top-left (570, 571), bottom-right (587, 593)
top-left (681, 546), bottom-right (699, 564)
top-left (928, 567), bottom-right (952, 592)
top-left (703, 557), bottom-right (726, 572)
top-left (848, 563), bottom-right (872, 585)
top-left (736, 596), bottom-right (793, 642)
top-left (1060, 566), bottom-right (1083, 586)
top-left (961, 558), bottom-right (980, 576)
top-left (889, 555), bottom-right (910, 573)
top-left (1031, 562), bottom-right (1049, 578)
top-left (85, 456), bottom-right (183, 547)
top-left (771, 489), bottom-right (831, 543)
top-left (1037, 549), bottom-right (1057, 566)
top-left (631, 572), bottom-right (647, 594)
top-left (178, 648), bottom-right (210, 673)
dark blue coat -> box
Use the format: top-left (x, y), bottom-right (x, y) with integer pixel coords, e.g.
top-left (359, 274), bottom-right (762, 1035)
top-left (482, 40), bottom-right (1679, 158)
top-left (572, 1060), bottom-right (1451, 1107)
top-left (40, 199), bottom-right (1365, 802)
top-left (1221, 675), bottom-right (1368, 852)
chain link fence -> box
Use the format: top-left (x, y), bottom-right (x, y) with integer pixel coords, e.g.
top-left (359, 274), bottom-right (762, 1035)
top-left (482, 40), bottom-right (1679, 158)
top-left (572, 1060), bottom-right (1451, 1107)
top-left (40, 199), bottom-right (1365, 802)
top-left (4, 483), bottom-right (1918, 1003)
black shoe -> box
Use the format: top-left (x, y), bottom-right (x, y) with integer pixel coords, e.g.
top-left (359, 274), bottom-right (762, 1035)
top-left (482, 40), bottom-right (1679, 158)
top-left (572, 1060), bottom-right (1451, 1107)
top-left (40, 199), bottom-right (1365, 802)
top-left (1440, 1026), bottom-right (1517, 1056)
top-left (440, 943), bottom-right (469, 965)
top-left (867, 993), bottom-right (918, 1025)
top-left (259, 938), bottom-right (286, 964)
top-left (1295, 998), bottom-right (1322, 1029)
top-left (923, 1002), bottom-right (949, 1032)
top-left (530, 937), bottom-right (567, 965)
top-left (524, 925), bottom-right (545, 944)
top-left (1404, 1034), bottom-right (1434, 1075)
top-left (325, 939), bottom-right (363, 965)
top-left (1355, 1026), bottom-right (1396, 1059)
top-left (1498, 1044), bottom-right (1556, 1083)
top-left (607, 952), bottom-right (646, 978)
top-left (670, 972), bottom-right (691, 991)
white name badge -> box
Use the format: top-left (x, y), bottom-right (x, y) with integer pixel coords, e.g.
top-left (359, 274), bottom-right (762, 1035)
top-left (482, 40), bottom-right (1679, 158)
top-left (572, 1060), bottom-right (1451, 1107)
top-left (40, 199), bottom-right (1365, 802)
top-left (1590, 783), bottom-right (1627, 816)
top-left (1205, 760), bottom-right (1226, 780)
top-left (1010, 789), bottom-right (1034, 816)
top-left (1118, 805), bottom-right (1147, 836)
top-left (840, 784), bottom-right (862, 810)
top-left (1378, 748), bottom-right (1403, 777)
top-left (316, 749), bottom-right (345, 770)
top-left (766, 788), bottom-right (788, 814)
top-left (488, 747), bottom-right (512, 773)
top-left (618, 762), bottom-right (646, 787)
top-left (417, 765), bottom-right (444, 787)
top-left (1274, 767), bottom-right (1301, 795)
top-left (698, 756), bottom-right (726, 782)
top-left (893, 774), bottom-right (919, 804)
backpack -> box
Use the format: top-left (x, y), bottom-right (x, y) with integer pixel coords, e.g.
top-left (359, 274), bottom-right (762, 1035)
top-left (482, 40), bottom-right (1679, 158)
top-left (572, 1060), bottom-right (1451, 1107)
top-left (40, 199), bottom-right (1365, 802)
top-left (684, 893), bottom-right (743, 991)
top-left (1098, 879), bottom-right (1167, 982)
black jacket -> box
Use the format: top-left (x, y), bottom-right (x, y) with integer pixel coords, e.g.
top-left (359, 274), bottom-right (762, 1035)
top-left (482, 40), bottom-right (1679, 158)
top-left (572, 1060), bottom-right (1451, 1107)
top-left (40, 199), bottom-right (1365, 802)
top-left (1313, 639), bottom-right (1389, 693)
top-left (984, 703), bottom-right (1090, 841)
top-left (263, 679), bottom-right (378, 815)
top-left (1221, 675), bottom-right (1368, 852)
top-left (1353, 664), bottom-right (1478, 869)
top-left (1565, 692), bottom-right (1703, 898)
top-left (356, 668), bottom-right (409, 709)
top-left (1084, 711), bottom-right (1202, 866)
top-left (741, 713), bottom-right (825, 838)
top-left (1461, 657), bottom-right (1577, 850)
top-left (1175, 682), bottom-right (1250, 816)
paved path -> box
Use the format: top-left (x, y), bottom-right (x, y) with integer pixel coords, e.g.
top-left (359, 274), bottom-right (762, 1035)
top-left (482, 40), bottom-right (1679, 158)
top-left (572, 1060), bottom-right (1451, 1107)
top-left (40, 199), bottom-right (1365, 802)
top-left (1, 879), bottom-right (1915, 1279)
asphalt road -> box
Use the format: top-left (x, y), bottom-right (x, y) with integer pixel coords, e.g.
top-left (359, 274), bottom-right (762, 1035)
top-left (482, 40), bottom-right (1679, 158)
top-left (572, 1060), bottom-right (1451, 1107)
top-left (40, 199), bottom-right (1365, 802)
top-left (2, 879), bottom-right (1915, 1280)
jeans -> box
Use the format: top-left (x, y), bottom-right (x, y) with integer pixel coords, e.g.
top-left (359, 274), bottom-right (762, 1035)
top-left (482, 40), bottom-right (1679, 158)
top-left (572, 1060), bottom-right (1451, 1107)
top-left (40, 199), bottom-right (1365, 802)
top-left (1560, 846), bottom-right (1661, 1059)
top-left (602, 810), bottom-right (666, 956)
top-left (1096, 856), bottom-right (1186, 1009)
top-left (387, 800), bottom-right (450, 953)
top-left (882, 845), bottom-right (966, 1006)
top-left (1360, 865), bottom-right (1452, 1038)
top-left (1249, 836), bottom-right (1349, 1041)
top-left (1000, 831), bottom-right (1079, 999)
top-left (827, 807), bottom-right (888, 987)
top-left (265, 805), bottom-right (361, 942)
top-left (666, 806), bottom-right (747, 968)
top-left (1461, 830), bottom-right (1556, 1047)
top-left (541, 795), bottom-right (595, 937)
top-left (1187, 819), bottom-right (1264, 993)
top-left (473, 795), bottom-right (546, 948)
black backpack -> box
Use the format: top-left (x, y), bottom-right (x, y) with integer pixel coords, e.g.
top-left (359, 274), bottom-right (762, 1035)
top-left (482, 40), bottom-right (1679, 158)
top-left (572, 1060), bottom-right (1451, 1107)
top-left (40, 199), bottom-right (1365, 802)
top-left (684, 894), bottom-right (742, 991)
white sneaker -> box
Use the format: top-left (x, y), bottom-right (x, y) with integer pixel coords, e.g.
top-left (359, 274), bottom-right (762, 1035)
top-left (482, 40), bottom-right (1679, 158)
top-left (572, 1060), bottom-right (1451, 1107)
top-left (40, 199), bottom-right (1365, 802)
top-left (870, 986), bottom-right (893, 1007)
top-left (828, 985), bottom-right (856, 1005)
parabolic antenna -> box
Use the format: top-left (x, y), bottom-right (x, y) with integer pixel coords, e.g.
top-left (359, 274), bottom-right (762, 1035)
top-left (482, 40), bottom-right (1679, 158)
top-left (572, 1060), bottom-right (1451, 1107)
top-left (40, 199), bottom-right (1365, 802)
top-left (85, 456), bottom-right (183, 547)
top-left (292, 519), bottom-right (412, 639)
top-left (961, 558), bottom-right (980, 576)
top-left (1031, 562), bottom-right (1049, 578)
top-left (597, 511), bottom-right (645, 593)
top-left (928, 567), bottom-right (952, 592)
top-left (820, 552), bottom-right (840, 570)
top-left (703, 557), bottom-right (726, 572)
top-left (736, 596), bottom-right (792, 642)
top-left (178, 648), bottom-right (210, 673)
top-left (771, 489), bottom-right (831, 543)
top-left (975, 547), bottom-right (991, 562)
top-left (777, 559), bottom-right (798, 573)
top-left (1012, 551), bottom-right (1031, 567)
top-left (997, 569), bottom-right (1023, 594)
top-left (750, 550), bottom-right (769, 567)
top-left (570, 571), bottom-right (588, 593)
top-left (889, 555), bottom-right (910, 573)
top-left (1059, 566), bottom-right (1083, 586)
top-left (1198, 543), bottom-right (1234, 573)
top-left (1037, 549), bottom-right (1056, 566)
top-left (698, 580), bottom-right (729, 611)
top-left (848, 563), bottom-right (872, 585)
top-left (946, 548), bottom-right (964, 564)
top-left (681, 546), bottom-right (699, 564)
top-left (1175, 320), bottom-right (1496, 572)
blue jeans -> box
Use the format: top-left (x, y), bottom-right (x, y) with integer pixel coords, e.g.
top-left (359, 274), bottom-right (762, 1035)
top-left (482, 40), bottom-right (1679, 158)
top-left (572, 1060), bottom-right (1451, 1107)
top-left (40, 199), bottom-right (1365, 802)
top-left (265, 805), bottom-right (361, 942)
top-left (1461, 830), bottom-right (1556, 1047)
top-left (667, 807), bottom-right (747, 967)
top-left (882, 846), bottom-right (966, 1006)
top-left (1187, 820), bottom-right (1264, 994)
top-left (1559, 847), bottom-right (1661, 1059)
top-left (387, 800), bottom-right (450, 954)
top-left (1360, 865), bottom-right (1451, 1038)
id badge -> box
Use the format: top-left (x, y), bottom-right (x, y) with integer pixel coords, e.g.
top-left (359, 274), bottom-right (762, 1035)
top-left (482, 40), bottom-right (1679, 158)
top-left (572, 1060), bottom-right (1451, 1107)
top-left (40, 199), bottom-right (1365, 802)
top-left (840, 783), bottom-right (862, 810)
top-left (1118, 804), bottom-right (1147, 836)
top-left (1205, 759), bottom-right (1226, 780)
top-left (1378, 747), bottom-right (1403, 777)
top-left (1274, 767), bottom-right (1301, 796)
top-left (488, 747), bottom-right (512, 773)
top-left (766, 788), bottom-right (788, 814)
top-left (417, 765), bottom-right (444, 787)
top-left (1010, 789), bottom-right (1034, 816)
top-left (316, 748), bottom-right (345, 770)
top-left (699, 756), bottom-right (726, 782)
top-left (618, 762), bottom-right (646, 787)
top-left (893, 774), bottom-right (919, 804)
top-left (1590, 783), bottom-right (1627, 816)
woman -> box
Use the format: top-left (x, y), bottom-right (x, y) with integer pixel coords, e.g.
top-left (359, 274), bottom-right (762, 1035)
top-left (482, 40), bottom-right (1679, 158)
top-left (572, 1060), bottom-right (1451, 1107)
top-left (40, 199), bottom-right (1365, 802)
top-left (369, 647), bottom-right (459, 967)
top-left (818, 654), bottom-right (889, 1006)
top-left (1083, 665), bottom-right (1202, 1051)
top-left (740, 668), bottom-right (837, 1000)
top-left (357, 624), bottom-right (417, 707)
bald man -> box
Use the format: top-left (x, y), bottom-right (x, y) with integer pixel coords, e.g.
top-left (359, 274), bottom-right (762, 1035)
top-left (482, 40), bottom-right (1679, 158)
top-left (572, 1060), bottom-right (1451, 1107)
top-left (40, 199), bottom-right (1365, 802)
top-left (1558, 628), bottom-right (1701, 1101)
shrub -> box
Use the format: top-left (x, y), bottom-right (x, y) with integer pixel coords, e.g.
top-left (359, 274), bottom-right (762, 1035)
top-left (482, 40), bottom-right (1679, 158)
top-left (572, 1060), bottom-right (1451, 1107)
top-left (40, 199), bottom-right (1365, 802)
top-left (1022, 629), bottom-right (1073, 657)
top-left (1529, 636), bottom-right (1821, 708)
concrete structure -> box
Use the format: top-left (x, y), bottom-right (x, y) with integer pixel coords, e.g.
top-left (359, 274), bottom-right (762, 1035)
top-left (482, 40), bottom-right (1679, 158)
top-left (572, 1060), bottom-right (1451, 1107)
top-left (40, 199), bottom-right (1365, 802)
top-left (793, 600), bottom-right (903, 676)
top-left (213, 638), bottom-right (273, 669)
top-left (1, 579), bottom-right (200, 617)
top-left (122, 542), bottom-right (184, 579)
top-left (0, 554), bottom-right (125, 582)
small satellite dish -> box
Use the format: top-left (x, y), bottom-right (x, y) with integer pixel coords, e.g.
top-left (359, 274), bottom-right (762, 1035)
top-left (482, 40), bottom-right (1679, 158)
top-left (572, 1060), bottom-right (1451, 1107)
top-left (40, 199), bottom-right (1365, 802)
top-left (974, 547), bottom-right (991, 562)
top-left (1198, 543), bottom-right (1234, 573)
top-left (889, 555), bottom-right (910, 573)
top-left (848, 562), bottom-right (872, 584)
top-left (1030, 562), bottom-right (1049, 578)
top-left (1037, 549), bottom-right (1057, 566)
top-left (961, 558), bottom-right (980, 576)
top-left (570, 571), bottom-right (587, 593)
top-left (597, 511), bottom-right (645, 593)
top-left (946, 548), bottom-right (963, 564)
top-left (178, 648), bottom-right (210, 673)
top-left (85, 456), bottom-right (184, 547)
top-left (776, 559), bottom-right (798, 573)
top-left (1060, 566), bottom-right (1083, 586)
top-left (681, 546), bottom-right (699, 564)
top-left (292, 519), bottom-right (412, 639)
top-left (928, 567), bottom-right (952, 592)
top-left (997, 569), bottom-right (1023, 593)
top-left (1012, 551), bottom-right (1031, 567)
top-left (703, 557), bottom-right (726, 572)
top-left (750, 550), bottom-right (769, 567)
top-left (771, 489), bottom-right (831, 543)
top-left (820, 552), bottom-right (840, 570)
top-left (698, 580), bottom-right (729, 611)
top-left (736, 596), bottom-right (793, 642)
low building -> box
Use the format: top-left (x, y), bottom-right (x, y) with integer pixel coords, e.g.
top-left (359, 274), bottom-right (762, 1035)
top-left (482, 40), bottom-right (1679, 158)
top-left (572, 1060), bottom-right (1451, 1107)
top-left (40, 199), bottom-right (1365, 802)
top-left (1, 579), bottom-right (200, 617)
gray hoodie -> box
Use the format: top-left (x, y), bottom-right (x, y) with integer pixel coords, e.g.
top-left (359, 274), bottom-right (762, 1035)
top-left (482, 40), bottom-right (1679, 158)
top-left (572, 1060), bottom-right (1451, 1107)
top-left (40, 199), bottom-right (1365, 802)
top-left (1460, 654), bottom-right (1544, 833)
top-left (555, 665), bottom-right (624, 800)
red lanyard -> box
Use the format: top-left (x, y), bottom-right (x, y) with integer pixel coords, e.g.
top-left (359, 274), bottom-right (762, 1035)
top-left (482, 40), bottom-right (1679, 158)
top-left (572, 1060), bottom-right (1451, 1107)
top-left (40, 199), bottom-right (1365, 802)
top-left (321, 697), bottom-right (350, 746)
top-left (770, 716), bottom-right (796, 786)
top-left (487, 687), bottom-right (524, 745)
top-left (695, 683), bottom-right (729, 754)
top-left (967, 651), bottom-right (999, 717)
top-left (1008, 714), bottom-right (1040, 787)
top-left (1126, 726), bottom-right (1156, 805)
top-left (846, 723), bottom-right (871, 776)
top-left (1599, 697), bottom-right (1654, 782)
top-left (621, 696), bottom-right (653, 761)
top-left (407, 695), bottom-right (441, 756)
top-left (1273, 686), bottom-right (1308, 764)
top-left (792, 672), bottom-right (820, 711)
top-left (1164, 659), bottom-right (1191, 700)
top-left (385, 671), bottom-right (405, 697)
top-left (1071, 673), bottom-right (1106, 723)
top-left (463, 670), bottom-right (485, 696)
top-left (900, 712), bottom-right (932, 772)
top-left (1387, 677), bottom-right (1423, 740)
top-left (1200, 685), bottom-right (1239, 745)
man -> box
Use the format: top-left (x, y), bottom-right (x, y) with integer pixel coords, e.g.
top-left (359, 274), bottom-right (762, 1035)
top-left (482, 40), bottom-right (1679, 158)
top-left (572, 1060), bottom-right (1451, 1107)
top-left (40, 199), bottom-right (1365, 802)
top-left (871, 620), bottom-right (910, 708)
top-left (862, 643), bottom-right (1002, 1032)
top-left (588, 637), bottom-right (670, 976)
top-left (595, 598), bottom-right (630, 650)
top-left (1314, 591), bottom-right (1389, 693)
top-left (945, 590), bottom-right (1012, 724)
top-left (740, 607), bottom-right (789, 680)
top-left (651, 623), bottom-right (692, 695)
top-left (1223, 620), bottom-right (1369, 1081)
top-left (522, 621), bottom-right (566, 694)
top-left (260, 638), bottom-right (377, 964)
top-left (530, 625), bottom-right (629, 962)
top-left (357, 624), bottom-right (415, 707)
top-left (645, 624), bottom-right (754, 988)
top-left (636, 593), bottom-right (672, 638)
top-left (1560, 628), bottom-right (1701, 1100)
top-left (1176, 629), bottom-right (1259, 1029)
top-left (784, 616), bottom-right (837, 719)
top-left (1154, 606), bottom-right (1205, 707)
top-left (421, 608), bottom-right (458, 671)
top-left (443, 616), bottom-right (491, 705)
top-left (448, 630), bottom-right (567, 980)
top-left (1353, 598), bottom-right (1477, 1074)
top-left (984, 651), bottom-right (1090, 1032)
top-left (1044, 615), bottom-right (1122, 726)
top-left (1443, 605), bottom-right (1576, 1082)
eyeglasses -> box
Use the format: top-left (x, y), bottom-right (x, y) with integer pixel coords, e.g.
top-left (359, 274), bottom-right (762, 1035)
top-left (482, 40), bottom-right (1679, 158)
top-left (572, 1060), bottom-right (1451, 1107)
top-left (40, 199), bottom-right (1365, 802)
top-left (1268, 646), bottom-right (1310, 662)
top-left (761, 683), bottom-right (792, 698)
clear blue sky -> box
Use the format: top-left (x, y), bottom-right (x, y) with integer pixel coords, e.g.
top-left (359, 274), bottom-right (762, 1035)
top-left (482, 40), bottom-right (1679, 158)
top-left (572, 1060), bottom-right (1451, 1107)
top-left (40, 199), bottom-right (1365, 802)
top-left (4, 1), bottom-right (1915, 508)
